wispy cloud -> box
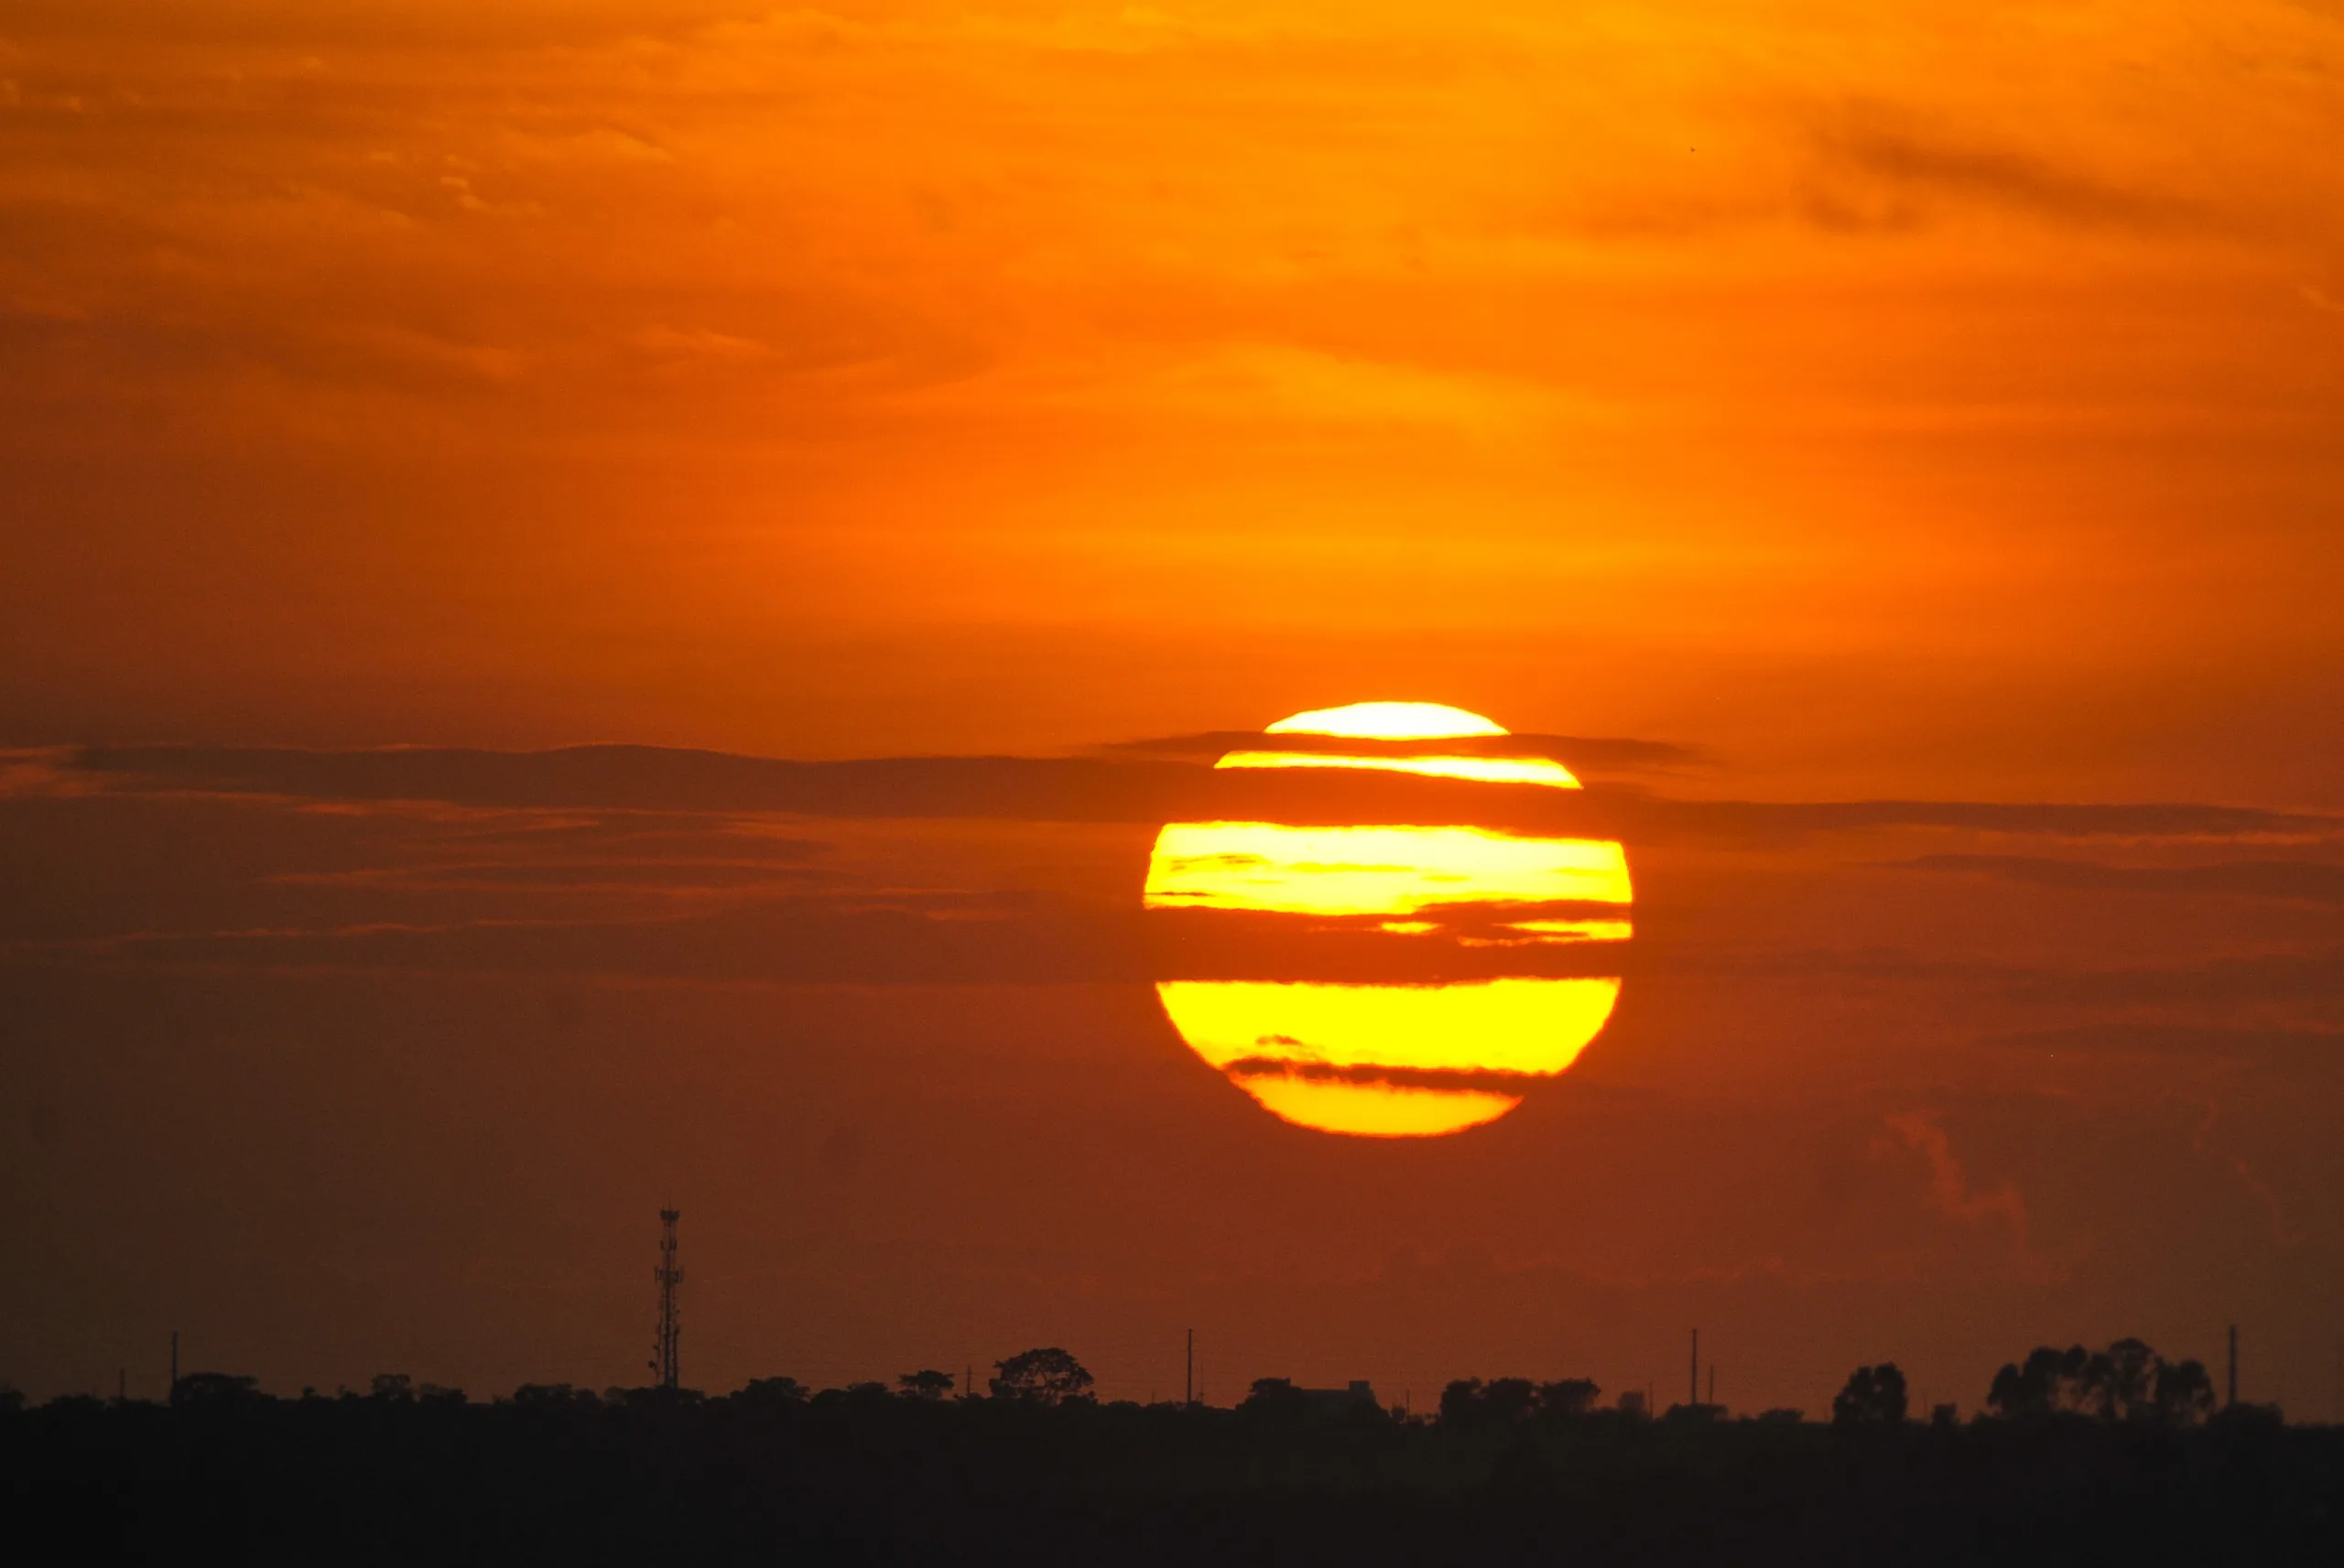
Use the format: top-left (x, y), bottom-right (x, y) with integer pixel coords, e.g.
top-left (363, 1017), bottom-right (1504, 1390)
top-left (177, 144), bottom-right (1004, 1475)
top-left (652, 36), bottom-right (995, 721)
top-left (64, 745), bottom-right (2339, 845)
top-left (1888, 853), bottom-right (2344, 903)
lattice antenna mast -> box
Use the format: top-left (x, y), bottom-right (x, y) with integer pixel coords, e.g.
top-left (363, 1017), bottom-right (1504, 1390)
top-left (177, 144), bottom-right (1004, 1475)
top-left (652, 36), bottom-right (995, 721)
top-left (651, 1208), bottom-right (682, 1390)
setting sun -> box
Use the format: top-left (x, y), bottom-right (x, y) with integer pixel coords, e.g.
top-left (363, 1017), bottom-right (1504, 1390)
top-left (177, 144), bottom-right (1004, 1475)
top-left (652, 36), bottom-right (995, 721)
top-left (6, 0), bottom-right (2341, 1491)
top-left (1145, 705), bottom-right (1631, 1137)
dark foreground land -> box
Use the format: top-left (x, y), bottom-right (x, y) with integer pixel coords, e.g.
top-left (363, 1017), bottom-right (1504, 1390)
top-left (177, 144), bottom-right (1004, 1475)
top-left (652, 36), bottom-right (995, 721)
top-left (9, 1390), bottom-right (2340, 1566)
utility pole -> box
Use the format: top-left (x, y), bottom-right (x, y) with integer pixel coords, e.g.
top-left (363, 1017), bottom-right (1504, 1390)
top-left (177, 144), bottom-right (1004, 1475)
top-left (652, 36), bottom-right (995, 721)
top-left (1186, 1328), bottom-right (1194, 1405)
top-left (2227, 1324), bottom-right (2238, 1409)
top-left (651, 1209), bottom-right (682, 1390)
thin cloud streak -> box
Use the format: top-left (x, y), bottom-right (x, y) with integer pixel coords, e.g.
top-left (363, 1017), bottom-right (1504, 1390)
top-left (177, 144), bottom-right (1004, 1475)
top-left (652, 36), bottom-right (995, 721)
top-left (64, 745), bottom-right (2342, 843)
top-left (1889, 853), bottom-right (2344, 903)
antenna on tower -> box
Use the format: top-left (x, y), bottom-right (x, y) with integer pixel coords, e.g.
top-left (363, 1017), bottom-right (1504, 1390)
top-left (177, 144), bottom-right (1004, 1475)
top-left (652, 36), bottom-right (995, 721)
top-left (651, 1209), bottom-right (682, 1390)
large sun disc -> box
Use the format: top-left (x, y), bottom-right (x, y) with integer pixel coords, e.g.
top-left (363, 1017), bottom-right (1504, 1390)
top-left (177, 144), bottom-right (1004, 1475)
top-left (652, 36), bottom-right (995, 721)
top-left (1145, 704), bottom-right (1630, 1138)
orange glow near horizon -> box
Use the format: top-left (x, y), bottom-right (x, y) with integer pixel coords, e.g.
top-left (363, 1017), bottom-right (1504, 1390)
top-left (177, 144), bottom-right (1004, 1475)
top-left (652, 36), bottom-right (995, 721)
top-left (1146, 705), bottom-right (1630, 1137)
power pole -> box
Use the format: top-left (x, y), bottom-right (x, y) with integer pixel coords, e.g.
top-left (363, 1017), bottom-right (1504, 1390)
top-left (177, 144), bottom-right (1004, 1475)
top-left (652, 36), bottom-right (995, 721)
top-left (651, 1209), bottom-right (682, 1390)
top-left (1186, 1328), bottom-right (1194, 1405)
top-left (2227, 1324), bottom-right (2238, 1409)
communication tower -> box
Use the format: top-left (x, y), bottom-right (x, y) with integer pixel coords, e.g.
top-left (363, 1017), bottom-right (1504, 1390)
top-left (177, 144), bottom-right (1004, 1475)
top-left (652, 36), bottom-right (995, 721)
top-left (651, 1209), bottom-right (682, 1390)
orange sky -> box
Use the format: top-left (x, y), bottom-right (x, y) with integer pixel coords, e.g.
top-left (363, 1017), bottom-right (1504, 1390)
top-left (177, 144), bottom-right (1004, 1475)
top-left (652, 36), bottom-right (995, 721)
top-left (5, 1), bottom-right (2341, 795)
top-left (4, 4), bottom-right (2344, 1415)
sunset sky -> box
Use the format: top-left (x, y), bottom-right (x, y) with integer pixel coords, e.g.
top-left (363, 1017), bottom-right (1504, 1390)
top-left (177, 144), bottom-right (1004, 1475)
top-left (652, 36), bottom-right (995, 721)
top-left (5, 2), bottom-right (2343, 1416)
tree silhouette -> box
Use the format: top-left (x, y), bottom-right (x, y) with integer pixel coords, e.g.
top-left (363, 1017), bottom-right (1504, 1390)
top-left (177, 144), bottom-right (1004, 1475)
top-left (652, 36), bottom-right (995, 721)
top-left (4, 1361), bottom-right (2330, 1563)
top-left (1536, 1379), bottom-right (1601, 1417)
top-left (1480, 1378), bottom-right (1537, 1423)
top-left (2153, 1357), bottom-right (2215, 1425)
top-left (169, 1372), bottom-right (262, 1408)
top-left (898, 1369), bottom-right (955, 1401)
top-left (1989, 1345), bottom-right (2090, 1417)
top-left (1831, 1364), bottom-right (1907, 1427)
top-left (989, 1347), bottom-right (1094, 1405)
top-left (1988, 1340), bottom-right (2215, 1425)
top-left (1438, 1376), bottom-right (1561, 1428)
top-left (733, 1376), bottom-right (808, 1406)
top-left (511, 1382), bottom-right (602, 1410)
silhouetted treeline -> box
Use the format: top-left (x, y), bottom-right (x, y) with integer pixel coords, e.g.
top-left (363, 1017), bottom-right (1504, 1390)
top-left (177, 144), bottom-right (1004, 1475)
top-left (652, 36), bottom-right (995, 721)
top-left (1986, 1337), bottom-right (2219, 1422)
top-left (3, 1344), bottom-right (2334, 1566)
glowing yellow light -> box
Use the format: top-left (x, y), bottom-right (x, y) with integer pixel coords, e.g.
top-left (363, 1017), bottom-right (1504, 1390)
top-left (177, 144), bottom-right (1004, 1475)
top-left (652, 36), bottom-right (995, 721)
top-left (1157, 978), bottom-right (1621, 1077)
top-left (1146, 699), bottom-right (1632, 1139)
top-left (1240, 1076), bottom-right (1522, 1138)
top-left (1264, 701), bottom-right (1506, 741)
top-left (1144, 821), bottom-right (1631, 916)
top-left (1216, 750), bottom-right (1581, 790)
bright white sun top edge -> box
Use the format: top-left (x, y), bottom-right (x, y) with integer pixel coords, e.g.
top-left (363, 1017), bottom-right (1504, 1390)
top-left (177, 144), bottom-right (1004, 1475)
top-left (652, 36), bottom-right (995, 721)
top-left (1264, 701), bottom-right (1507, 741)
